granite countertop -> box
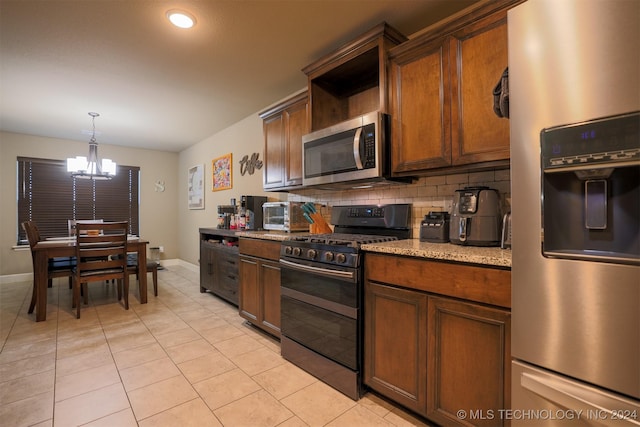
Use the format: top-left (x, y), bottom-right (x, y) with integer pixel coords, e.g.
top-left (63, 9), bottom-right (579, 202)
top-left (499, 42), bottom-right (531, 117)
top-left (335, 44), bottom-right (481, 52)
top-left (361, 239), bottom-right (511, 268)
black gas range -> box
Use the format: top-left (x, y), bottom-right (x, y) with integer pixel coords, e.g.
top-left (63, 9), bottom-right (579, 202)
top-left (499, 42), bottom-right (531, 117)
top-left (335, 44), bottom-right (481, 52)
top-left (281, 205), bottom-right (411, 265)
top-left (281, 233), bottom-right (399, 269)
top-left (279, 204), bottom-right (411, 400)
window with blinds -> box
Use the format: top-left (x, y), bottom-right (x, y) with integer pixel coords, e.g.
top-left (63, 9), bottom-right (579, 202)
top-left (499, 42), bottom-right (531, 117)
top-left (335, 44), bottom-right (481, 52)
top-left (17, 157), bottom-right (140, 244)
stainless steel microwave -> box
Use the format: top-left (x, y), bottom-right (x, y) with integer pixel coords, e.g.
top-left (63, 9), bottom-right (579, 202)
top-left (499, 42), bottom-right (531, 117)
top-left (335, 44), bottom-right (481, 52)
top-left (302, 112), bottom-right (391, 187)
top-left (262, 201), bottom-right (309, 232)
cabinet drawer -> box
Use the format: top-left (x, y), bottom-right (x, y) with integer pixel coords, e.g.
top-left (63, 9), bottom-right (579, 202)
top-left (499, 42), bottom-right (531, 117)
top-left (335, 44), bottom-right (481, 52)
top-left (365, 253), bottom-right (511, 308)
top-left (218, 266), bottom-right (238, 284)
top-left (239, 238), bottom-right (281, 261)
top-left (217, 255), bottom-right (238, 275)
top-left (216, 281), bottom-right (238, 306)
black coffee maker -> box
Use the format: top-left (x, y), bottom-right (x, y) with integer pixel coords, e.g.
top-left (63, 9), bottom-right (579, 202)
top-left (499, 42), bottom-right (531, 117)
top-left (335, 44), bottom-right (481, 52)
top-left (241, 195), bottom-right (267, 230)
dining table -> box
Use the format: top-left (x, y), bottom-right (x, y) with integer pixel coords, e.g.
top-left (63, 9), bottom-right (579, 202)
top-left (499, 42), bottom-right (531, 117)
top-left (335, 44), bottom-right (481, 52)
top-left (32, 236), bottom-right (149, 321)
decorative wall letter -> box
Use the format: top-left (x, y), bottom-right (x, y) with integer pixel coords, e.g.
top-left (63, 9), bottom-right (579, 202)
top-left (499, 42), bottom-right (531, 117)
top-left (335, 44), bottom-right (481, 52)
top-left (239, 153), bottom-right (263, 176)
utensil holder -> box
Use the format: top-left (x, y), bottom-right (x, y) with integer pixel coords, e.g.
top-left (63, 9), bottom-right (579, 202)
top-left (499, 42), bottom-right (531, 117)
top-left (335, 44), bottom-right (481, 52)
top-left (309, 212), bottom-right (332, 234)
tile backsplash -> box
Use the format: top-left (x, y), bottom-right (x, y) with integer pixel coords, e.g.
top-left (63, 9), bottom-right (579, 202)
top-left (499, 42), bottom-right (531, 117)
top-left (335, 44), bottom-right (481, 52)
top-left (288, 169), bottom-right (511, 238)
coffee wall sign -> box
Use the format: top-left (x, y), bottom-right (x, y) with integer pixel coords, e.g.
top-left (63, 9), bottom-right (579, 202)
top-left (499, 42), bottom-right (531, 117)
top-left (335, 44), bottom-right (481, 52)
top-left (239, 153), bottom-right (263, 176)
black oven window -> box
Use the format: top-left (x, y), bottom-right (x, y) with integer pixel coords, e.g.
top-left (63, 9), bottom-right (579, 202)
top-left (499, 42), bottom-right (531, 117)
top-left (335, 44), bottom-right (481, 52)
top-left (16, 157), bottom-right (140, 244)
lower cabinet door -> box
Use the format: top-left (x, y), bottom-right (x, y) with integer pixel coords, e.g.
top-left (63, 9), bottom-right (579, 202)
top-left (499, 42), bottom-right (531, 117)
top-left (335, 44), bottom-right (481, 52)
top-left (239, 255), bottom-right (281, 338)
top-left (259, 260), bottom-right (281, 336)
top-left (199, 242), bottom-right (215, 293)
top-left (239, 256), bottom-right (259, 323)
top-left (426, 296), bottom-right (511, 427)
top-left (364, 280), bottom-right (428, 415)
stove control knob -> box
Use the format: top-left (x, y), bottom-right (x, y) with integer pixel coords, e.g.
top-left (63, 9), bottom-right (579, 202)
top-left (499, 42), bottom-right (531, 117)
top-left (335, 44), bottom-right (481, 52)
top-left (292, 247), bottom-right (302, 257)
top-left (336, 253), bottom-right (347, 264)
top-left (284, 246), bottom-right (292, 255)
top-left (324, 252), bottom-right (334, 262)
top-left (307, 249), bottom-right (317, 260)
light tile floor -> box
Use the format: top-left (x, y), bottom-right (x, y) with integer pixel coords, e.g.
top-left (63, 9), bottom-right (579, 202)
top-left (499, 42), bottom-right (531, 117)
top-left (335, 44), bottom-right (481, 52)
top-left (0, 265), bottom-right (433, 427)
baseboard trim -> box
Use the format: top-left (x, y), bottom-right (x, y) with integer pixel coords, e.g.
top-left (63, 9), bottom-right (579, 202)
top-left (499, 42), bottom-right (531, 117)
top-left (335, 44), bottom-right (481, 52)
top-left (0, 273), bottom-right (32, 285)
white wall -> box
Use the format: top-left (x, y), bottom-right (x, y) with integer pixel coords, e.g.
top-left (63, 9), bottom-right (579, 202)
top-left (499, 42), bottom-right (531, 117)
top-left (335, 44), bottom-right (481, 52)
top-left (177, 113), bottom-right (279, 266)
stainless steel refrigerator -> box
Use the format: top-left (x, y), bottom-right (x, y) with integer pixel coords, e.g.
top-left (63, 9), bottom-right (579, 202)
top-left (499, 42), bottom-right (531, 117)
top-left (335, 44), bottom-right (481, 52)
top-left (508, 0), bottom-right (640, 425)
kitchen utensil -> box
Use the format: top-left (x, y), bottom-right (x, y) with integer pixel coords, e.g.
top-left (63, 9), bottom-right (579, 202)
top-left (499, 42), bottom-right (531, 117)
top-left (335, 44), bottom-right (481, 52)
top-left (303, 212), bottom-right (314, 224)
top-left (302, 203), bottom-right (332, 233)
top-left (302, 202), bottom-right (317, 214)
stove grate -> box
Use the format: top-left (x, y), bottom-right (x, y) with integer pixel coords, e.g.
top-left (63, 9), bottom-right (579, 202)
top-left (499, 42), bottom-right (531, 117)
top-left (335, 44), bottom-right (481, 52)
top-left (296, 233), bottom-right (398, 247)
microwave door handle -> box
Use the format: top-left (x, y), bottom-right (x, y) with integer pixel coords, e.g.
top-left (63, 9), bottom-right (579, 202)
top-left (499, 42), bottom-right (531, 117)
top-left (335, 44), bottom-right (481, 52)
top-left (353, 127), bottom-right (364, 169)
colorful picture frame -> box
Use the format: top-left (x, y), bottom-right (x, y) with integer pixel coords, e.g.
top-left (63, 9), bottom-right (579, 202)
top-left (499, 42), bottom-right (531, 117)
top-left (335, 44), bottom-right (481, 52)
top-left (212, 153), bottom-right (232, 191)
top-left (188, 164), bottom-right (204, 209)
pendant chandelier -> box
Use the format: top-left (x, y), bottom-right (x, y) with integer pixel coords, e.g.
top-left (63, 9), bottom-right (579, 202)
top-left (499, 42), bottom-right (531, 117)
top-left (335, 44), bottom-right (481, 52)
top-left (66, 112), bottom-right (117, 180)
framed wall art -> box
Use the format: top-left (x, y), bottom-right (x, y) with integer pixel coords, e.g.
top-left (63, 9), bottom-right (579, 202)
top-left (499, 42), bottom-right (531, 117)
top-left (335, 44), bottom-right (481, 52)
top-left (212, 153), bottom-right (232, 191)
top-left (188, 164), bottom-right (205, 209)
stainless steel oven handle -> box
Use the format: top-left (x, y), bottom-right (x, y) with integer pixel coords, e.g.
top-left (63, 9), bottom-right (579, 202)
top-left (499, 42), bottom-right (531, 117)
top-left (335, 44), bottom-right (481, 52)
top-left (353, 127), bottom-right (363, 170)
top-left (280, 259), bottom-right (355, 280)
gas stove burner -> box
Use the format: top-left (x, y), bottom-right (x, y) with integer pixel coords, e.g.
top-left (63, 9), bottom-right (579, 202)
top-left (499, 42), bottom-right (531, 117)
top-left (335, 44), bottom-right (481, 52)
top-left (295, 233), bottom-right (398, 248)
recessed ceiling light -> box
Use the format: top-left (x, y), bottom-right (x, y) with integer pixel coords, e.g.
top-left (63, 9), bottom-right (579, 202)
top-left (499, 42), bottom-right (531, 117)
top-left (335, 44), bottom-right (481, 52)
top-left (167, 10), bottom-right (196, 29)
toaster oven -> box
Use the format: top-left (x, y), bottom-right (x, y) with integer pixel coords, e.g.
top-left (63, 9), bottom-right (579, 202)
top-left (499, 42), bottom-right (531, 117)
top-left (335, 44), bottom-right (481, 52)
top-left (262, 202), bottom-right (309, 232)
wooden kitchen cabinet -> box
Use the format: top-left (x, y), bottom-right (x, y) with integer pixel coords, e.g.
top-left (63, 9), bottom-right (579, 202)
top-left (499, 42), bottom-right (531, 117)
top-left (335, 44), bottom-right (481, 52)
top-left (427, 296), bottom-right (511, 427)
top-left (302, 22), bottom-right (406, 131)
top-left (238, 238), bottom-right (281, 337)
top-left (364, 252), bottom-right (511, 426)
top-left (448, 10), bottom-right (511, 167)
top-left (259, 92), bottom-right (308, 191)
top-left (199, 229), bottom-right (239, 305)
top-left (364, 281), bottom-right (428, 415)
top-left (389, 35), bottom-right (452, 172)
top-left (389, 0), bottom-right (519, 176)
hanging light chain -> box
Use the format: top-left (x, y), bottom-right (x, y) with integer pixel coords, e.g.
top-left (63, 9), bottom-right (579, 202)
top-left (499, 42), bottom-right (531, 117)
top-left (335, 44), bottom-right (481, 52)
top-left (89, 112), bottom-right (99, 143)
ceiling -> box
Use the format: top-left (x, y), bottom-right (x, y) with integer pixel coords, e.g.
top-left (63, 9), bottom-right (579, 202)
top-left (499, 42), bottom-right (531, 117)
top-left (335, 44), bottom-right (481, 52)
top-left (0, 0), bottom-right (479, 152)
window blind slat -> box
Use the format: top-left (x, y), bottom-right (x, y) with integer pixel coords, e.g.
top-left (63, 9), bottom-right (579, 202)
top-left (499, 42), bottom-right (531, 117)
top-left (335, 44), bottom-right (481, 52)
top-left (17, 157), bottom-right (140, 243)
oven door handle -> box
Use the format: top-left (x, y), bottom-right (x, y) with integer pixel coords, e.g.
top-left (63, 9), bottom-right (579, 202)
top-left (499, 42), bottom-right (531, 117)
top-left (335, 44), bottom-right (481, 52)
top-left (279, 259), bottom-right (355, 281)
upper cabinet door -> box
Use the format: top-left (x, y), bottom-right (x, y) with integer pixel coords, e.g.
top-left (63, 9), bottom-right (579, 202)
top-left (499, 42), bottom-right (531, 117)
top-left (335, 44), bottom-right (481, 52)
top-left (283, 99), bottom-right (308, 187)
top-left (449, 10), bottom-right (510, 166)
top-left (262, 113), bottom-right (285, 189)
top-left (390, 36), bottom-right (452, 173)
top-left (389, 1), bottom-right (517, 177)
top-left (260, 92), bottom-right (308, 191)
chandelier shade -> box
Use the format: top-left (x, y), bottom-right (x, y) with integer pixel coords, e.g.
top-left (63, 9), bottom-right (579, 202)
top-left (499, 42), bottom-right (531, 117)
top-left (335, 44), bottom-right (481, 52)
top-left (67, 112), bottom-right (116, 180)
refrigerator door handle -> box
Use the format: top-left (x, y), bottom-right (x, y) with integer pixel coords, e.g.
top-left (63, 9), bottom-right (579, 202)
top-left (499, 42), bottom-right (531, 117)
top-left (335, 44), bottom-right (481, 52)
top-left (521, 372), bottom-right (640, 426)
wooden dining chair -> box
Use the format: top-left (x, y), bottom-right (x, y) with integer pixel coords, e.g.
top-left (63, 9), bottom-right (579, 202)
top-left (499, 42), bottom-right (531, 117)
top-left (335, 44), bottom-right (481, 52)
top-left (125, 253), bottom-right (159, 297)
top-left (72, 221), bottom-right (129, 319)
top-left (21, 221), bottom-right (75, 314)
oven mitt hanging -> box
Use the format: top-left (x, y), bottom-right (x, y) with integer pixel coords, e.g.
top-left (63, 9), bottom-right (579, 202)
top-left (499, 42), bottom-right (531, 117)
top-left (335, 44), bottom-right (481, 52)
top-left (493, 67), bottom-right (509, 118)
